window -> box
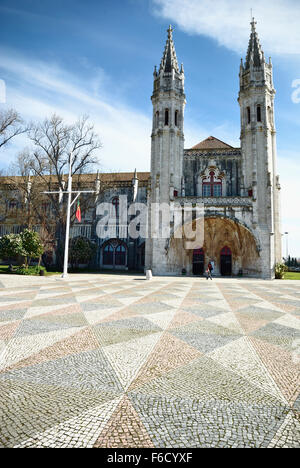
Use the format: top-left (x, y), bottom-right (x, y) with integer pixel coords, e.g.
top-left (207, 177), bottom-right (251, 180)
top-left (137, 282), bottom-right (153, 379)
top-left (202, 171), bottom-right (222, 197)
top-left (221, 246), bottom-right (232, 256)
top-left (155, 111), bottom-right (159, 127)
top-left (102, 241), bottom-right (127, 268)
top-left (175, 110), bottom-right (178, 127)
top-left (213, 184), bottom-right (222, 197)
top-left (247, 107), bottom-right (251, 124)
top-left (103, 244), bottom-right (114, 265)
top-left (111, 197), bottom-right (119, 216)
top-left (202, 185), bottom-right (211, 197)
top-left (42, 202), bottom-right (50, 213)
top-left (164, 109), bottom-right (169, 126)
top-left (257, 105), bottom-right (262, 122)
top-left (8, 200), bottom-right (17, 211)
top-left (115, 244), bottom-right (126, 266)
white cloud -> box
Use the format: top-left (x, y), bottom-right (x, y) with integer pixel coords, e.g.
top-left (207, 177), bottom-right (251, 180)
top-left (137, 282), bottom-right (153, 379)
top-left (0, 51), bottom-right (151, 172)
top-left (153, 0), bottom-right (300, 56)
top-left (291, 79), bottom-right (300, 104)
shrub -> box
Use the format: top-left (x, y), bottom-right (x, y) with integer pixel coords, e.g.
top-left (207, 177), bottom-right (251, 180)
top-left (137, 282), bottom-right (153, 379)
top-left (0, 233), bottom-right (25, 260)
top-left (15, 265), bottom-right (46, 276)
top-left (69, 237), bottom-right (96, 269)
top-left (0, 230), bottom-right (44, 269)
top-left (20, 229), bottom-right (44, 268)
top-left (275, 262), bottom-right (288, 279)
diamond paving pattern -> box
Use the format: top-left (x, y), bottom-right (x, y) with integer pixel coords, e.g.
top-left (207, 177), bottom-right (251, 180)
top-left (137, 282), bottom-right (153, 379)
top-left (0, 274), bottom-right (299, 448)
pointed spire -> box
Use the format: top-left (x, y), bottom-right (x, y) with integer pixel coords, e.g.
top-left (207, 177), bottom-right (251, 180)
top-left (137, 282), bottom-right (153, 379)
top-left (245, 18), bottom-right (264, 69)
top-left (159, 25), bottom-right (180, 74)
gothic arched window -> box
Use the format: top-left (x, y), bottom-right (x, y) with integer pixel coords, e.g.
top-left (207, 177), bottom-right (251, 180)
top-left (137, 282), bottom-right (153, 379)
top-left (115, 244), bottom-right (126, 266)
top-left (174, 110), bottom-right (178, 127)
top-left (164, 109), bottom-right (169, 126)
top-left (102, 241), bottom-right (127, 268)
top-left (155, 111), bottom-right (159, 127)
top-left (247, 107), bottom-right (251, 124)
top-left (221, 246), bottom-right (232, 256)
top-left (111, 196), bottom-right (119, 216)
top-left (202, 171), bottom-right (222, 197)
top-left (257, 105), bottom-right (262, 122)
top-left (103, 244), bottom-right (114, 265)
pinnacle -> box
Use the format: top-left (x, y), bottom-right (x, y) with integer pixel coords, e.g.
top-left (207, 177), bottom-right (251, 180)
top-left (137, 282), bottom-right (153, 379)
top-left (244, 18), bottom-right (264, 69)
top-left (159, 24), bottom-right (180, 74)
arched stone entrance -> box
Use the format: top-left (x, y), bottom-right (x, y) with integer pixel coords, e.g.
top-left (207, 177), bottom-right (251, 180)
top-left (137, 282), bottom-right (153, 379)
top-left (202, 217), bottom-right (260, 276)
top-left (167, 215), bottom-right (261, 276)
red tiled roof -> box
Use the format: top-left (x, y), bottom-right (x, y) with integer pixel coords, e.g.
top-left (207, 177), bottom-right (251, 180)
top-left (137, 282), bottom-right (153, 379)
top-left (189, 136), bottom-right (234, 150)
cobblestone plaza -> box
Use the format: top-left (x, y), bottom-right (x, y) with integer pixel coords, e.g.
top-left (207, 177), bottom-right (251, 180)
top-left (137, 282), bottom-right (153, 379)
top-left (0, 274), bottom-right (299, 448)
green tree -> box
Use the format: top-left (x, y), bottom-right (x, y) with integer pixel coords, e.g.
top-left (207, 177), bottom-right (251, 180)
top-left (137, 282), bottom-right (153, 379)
top-left (69, 237), bottom-right (96, 269)
top-left (20, 229), bottom-right (44, 268)
top-left (0, 233), bottom-right (24, 260)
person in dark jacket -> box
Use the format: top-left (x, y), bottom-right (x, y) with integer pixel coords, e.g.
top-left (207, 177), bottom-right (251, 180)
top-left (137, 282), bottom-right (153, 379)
top-left (206, 261), bottom-right (213, 280)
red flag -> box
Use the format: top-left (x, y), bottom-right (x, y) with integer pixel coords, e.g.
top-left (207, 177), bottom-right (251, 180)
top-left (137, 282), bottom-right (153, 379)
top-left (75, 200), bottom-right (81, 222)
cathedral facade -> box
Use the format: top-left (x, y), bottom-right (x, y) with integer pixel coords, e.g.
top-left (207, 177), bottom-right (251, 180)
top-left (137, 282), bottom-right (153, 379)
top-left (0, 20), bottom-right (282, 279)
top-left (145, 20), bottom-right (282, 279)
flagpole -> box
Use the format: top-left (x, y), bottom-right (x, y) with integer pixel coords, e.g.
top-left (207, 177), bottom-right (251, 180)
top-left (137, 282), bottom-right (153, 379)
top-left (62, 151), bottom-right (73, 278)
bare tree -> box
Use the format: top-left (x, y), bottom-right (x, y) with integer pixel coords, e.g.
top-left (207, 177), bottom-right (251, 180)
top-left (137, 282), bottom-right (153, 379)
top-left (0, 109), bottom-right (25, 149)
top-left (4, 113), bottom-right (102, 269)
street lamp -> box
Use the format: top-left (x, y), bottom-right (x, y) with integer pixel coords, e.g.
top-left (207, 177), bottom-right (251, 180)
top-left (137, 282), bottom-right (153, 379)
top-left (62, 152), bottom-right (73, 278)
top-left (42, 152), bottom-right (95, 279)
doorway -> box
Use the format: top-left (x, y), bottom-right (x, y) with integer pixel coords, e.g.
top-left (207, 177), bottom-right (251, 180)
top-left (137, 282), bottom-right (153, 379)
top-left (193, 248), bottom-right (204, 275)
top-left (220, 246), bottom-right (232, 276)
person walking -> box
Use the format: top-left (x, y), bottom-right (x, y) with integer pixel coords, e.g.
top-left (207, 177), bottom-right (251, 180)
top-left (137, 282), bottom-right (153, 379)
top-left (206, 261), bottom-right (213, 280)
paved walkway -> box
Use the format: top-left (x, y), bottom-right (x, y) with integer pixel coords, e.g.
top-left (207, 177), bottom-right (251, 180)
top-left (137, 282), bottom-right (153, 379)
top-left (0, 274), bottom-right (299, 448)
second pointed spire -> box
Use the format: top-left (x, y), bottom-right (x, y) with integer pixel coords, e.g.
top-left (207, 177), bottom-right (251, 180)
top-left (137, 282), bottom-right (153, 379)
top-left (159, 25), bottom-right (180, 74)
top-left (244, 18), bottom-right (265, 69)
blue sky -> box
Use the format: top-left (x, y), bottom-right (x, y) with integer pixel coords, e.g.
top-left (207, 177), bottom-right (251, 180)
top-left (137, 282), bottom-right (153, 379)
top-left (0, 0), bottom-right (299, 256)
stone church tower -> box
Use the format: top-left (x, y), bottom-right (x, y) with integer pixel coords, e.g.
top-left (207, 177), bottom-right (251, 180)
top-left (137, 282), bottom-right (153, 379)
top-left (145, 20), bottom-right (282, 279)
top-left (238, 18), bottom-right (282, 276)
top-left (145, 25), bottom-right (186, 272)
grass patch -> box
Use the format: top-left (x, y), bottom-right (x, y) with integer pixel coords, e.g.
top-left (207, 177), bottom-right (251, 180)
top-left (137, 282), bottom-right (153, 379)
top-left (0, 264), bottom-right (143, 277)
top-left (284, 272), bottom-right (300, 280)
top-left (0, 265), bottom-right (61, 276)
